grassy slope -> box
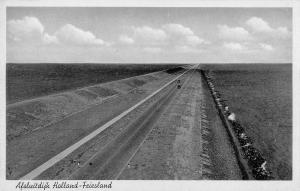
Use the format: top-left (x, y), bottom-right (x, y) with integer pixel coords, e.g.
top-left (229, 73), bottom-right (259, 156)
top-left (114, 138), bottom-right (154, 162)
top-left (204, 64), bottom-right (292, 180)
top-left (7, 63), bottom-right (180, 104)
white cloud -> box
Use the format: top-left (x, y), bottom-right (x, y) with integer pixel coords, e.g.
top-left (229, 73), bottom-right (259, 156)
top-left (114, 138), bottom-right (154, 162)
top-left (162, 23), bottom-right (194, 36)
top-left (186, 35), bottom-right (205, 46)
top-left (246, 17), bottom-right (291, 38)
top-left (55, 24), bottom-right (106, 46)
top-left (123, 23), bottom-right (207, 53)
top-left (42, 33), bottom-right (59, 44)
top-left (163, 23), bottom-right (207, 47)
top-left (119, 35), bottom-right (134, 44)
top-left (7, 17), bottom-right (108, 47)
top-left (7, 16), bottom-right (44, 42)
top-left (246, 17), bottom-right (273, 33)
top-left (259, 43), bottom-right (274, 51)
top-left (132, 26), bottom-right (167, 43)
top-left (223, 42), bottom-right (246, 51)
top-left (218, 25), bottom-right (252, 41)
top-left (186, 35), bottom-right (210, 47)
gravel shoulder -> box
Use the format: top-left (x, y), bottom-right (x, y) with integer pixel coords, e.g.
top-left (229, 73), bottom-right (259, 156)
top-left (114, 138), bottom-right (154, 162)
top-left (200, 73), bottom-right (242, 179)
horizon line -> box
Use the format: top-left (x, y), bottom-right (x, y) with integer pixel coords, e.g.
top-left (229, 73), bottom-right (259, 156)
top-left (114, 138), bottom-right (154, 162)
top-left (6, 62), bottom-right (292, 64)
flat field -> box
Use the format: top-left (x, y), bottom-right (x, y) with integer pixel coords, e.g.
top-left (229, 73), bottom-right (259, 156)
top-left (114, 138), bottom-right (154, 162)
top-left (203, 64), bottom-right (292, 180)
top-left (7, 63), bottom-right (180, 104)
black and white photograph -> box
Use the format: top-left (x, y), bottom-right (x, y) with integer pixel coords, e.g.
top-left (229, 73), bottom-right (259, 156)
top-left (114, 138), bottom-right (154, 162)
top-left (1, 0), bottom-right (300, 191)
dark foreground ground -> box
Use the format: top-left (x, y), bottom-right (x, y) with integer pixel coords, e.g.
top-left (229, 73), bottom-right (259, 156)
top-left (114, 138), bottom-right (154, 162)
top-left (202, 64), bottom-right (292, 180)
top-left (7, 63), bottom-right (181, 104)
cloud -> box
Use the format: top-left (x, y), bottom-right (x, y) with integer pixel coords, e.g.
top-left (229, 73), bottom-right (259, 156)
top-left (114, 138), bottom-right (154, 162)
top-left (8, 17), bottom-right (208, 54)
top-left (162, 23), bottom-right (194, 36)
top-left (259, 43), bottom-right (274, 51)
top-left (55, 24), bottom-right (106, 46)
top-left (7, 16), bottom-right (108, 47)
top-left (223, 42), bottom-right (247, 51)
top-left (42, 33), bottom-right (59, 44)
top-left (246, 17), bottom-right (291, 38)
top-left (186, 35), bottom-right (207, 46)
top-left (246, 17), bottom-right (273, 33)
top-left (122, 23), bottom-right (208, 53)
top-left (218, 17), bottom-right (290, 54)
top-left (277, 27), bottom-right (290, 37)
top-left (223, 41), bottom-right (274, 52)
top-left (218, 25), bottom-right (252, 41)
top-left (119, 35), bottom-right (134, 44)
top-left (7, 16), bottom-right (44, 42)
top-left (132, 26), bottom-right (167, 44)
top-left (163, 23), bottom-right (208, 47)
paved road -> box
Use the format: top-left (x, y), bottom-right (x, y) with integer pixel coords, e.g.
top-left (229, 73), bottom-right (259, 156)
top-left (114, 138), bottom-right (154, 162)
top-left (118, 69), bottom-right (242, 179)
top-left (118, 69), bottom-right (204, 179)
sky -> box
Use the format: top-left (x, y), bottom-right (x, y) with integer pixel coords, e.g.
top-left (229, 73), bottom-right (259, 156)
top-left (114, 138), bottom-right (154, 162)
top-left (6, 7), bottom-right (292, 63)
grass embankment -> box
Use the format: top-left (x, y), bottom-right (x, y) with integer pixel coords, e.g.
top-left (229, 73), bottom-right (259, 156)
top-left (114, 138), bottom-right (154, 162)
top-left (7, 63), bottom-right (182, 104)
top-left (7, 64), bottom-right (185, 142)
top-left (203, 64), bottom-right (292, 180)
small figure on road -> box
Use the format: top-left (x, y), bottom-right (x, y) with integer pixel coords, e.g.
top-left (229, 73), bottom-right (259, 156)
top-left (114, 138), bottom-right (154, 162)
top-left (177, 79), bottom-right (181, 89)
